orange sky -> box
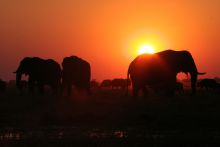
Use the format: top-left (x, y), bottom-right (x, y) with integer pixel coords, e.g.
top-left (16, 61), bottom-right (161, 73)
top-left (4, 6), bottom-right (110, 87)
top-left (0, 0), bottom-right (220, 81)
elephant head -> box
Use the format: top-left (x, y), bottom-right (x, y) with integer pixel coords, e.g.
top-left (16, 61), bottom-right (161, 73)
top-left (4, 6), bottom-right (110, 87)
top-left (165, 50), bottom-right (205, 94)
top-left (14, 57), bottom-right (61, 95)
top-left (14, 57), bottom-right (33, 90)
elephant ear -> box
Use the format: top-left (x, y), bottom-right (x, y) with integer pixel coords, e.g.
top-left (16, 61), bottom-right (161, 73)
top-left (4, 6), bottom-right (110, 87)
top-left (175, 51), bottom-right (197, 73)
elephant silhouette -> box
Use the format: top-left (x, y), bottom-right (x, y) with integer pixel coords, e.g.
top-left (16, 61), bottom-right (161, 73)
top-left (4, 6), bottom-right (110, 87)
top-left (100, 79), bottom-right (112, 88)
top-left (90, 80), bottom-right (100, 89)
top-left (111, 78), bottom-right (131, 90)
top-left (61, 56), bottom-right (91, 96)
top-left (197, 78), bottom-right (220, 90)
top-left (19, 80), bottom-right (28, 89)
top-left (14, 57), bottom-right (61, 95)
top-left (127, 50), bottom-right (205, 97)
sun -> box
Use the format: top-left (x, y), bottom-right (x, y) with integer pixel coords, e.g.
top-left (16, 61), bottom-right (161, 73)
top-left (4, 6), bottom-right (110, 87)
top-left (138, 45), bottom-right (155, 55)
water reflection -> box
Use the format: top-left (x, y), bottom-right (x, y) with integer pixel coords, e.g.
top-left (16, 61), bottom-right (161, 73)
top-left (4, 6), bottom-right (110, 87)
top-left (88, 129), bottom-right (127, 139)
top-left (0, 127), bottom-right (129, 141)
top-left (0, 132), bottom-right (21, 140)
top-left (114, 130), bottom-right (127, 138)
top-left (0, 127), bottom-right (217, 142)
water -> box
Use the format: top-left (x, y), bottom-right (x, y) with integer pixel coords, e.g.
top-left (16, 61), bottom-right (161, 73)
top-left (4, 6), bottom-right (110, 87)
top-left (1, 126), bottom-right (220, 146)
top-left (0, 127), bottom-right (130, 141)
top-left (0, 126), bottom-right (219, 141)
top-left (0, 126), bottom-right (179, 142)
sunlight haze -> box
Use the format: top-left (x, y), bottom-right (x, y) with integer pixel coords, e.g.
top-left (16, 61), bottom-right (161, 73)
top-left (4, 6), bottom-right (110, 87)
top-left (138, 45), bottom-right (155, 55)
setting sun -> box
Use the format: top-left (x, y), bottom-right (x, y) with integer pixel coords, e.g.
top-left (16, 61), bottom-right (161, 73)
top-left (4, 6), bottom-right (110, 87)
top-left (138, 45), bottom-right (155, 55)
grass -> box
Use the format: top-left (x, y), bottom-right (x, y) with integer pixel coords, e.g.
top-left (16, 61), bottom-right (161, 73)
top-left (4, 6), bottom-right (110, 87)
top-left (0, 87), bottom-right (220, 146)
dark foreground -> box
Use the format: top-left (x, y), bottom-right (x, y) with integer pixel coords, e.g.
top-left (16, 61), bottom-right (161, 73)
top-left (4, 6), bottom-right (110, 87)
top-left (0, 88), bottom-right (220, 146)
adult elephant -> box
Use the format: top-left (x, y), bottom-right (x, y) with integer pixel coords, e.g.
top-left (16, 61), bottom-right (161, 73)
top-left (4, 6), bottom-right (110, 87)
top-left (14, 57), bottom-right (61, 95)
top-left (197, 78), bottom-right (220, 90)
top-left (127, 50), bottom-right (205, 97)
top-left (100, 79), bottom-right (112, 89)
top-left (61, 56), bottom-right (91, 96)
top-left (112, 78), bottom-right (130, 90)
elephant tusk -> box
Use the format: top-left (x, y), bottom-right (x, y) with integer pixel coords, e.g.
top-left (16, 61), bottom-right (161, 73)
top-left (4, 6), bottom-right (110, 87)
top-left (197, 72), bottom-right (206, 75)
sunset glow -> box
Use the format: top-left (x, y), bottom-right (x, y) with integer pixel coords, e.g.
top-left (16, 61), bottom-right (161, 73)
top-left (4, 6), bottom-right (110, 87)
top-left (138, 45), bottom-right (155, 55)
top-left (0, 0), bottom-right (220, 81)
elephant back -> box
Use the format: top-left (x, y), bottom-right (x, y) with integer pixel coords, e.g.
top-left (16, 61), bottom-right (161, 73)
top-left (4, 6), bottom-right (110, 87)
top-left (45, 59), bottom-right (62, 79)
top-left (16, 57), bottom-right (44, 75)
top-left (62, 56), bottom-right (91, 85)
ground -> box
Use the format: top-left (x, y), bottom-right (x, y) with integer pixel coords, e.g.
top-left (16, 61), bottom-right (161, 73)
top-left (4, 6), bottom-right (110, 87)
top-left (0, 87), bottom-right (220, 146)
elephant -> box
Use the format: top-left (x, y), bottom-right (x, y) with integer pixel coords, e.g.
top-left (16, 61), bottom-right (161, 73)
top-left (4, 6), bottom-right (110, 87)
top-left (197, 78), bottom-right (220, 90)
top-left (61, 56), bottom-right (91, 96)
top-left (90, 80), bottom-right (100, 89)
top-left (127, 50), bottom-right (205, 97)
top-left (19, 80), bottom-right (28, 89)
top-left (14, 57), bottom-right (61, 95)
top-left (0, 80), bottom-right (6, 93)
top-left (100, 79), bottom-right (112, 88)
top-left (111, 78), bottom-right (131, 90)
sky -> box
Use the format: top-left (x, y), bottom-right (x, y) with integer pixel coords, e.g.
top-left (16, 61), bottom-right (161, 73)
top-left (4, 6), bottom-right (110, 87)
top-left (0, 0), bottom-right (220, 81)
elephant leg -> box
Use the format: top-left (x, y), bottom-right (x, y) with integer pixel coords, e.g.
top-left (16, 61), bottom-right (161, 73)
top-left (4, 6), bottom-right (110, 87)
top-left (67, 84), bottom-right (72, 96)
top-left (87, 86), bottom-right (91, 95)
top-left (38, 83), bottom-right (44, 95)
top-left (166, 89), bottom-right (174, 96)
top-left (51, 82), bottom-right (60, 95)
top-left (142, 86), bottom-right (148, 97)
top-left (57, 83), bottom-right (61, 95)
top-left (166, 82), bottom-right (175, 96)
top-left (201, 85), bottom-right (203, 89)
top-left (54, 84), bottom-right (58, 95)
top-left (51, 84), bottom-right (57, 95)
top-left (132, 84), bottom-right (140, 98)
top-left (205, 86), bottom-right (208, 91)
top-left (61, 83), bottom-right (66, 96)
top-left (61, 81), bottom-right (69, 96)
top-left (85, 81), bottom-right (91, 95)
top-left (28, 78), bottom-right (34, 94)
top-left (181, 88), bottom-right (184, 93)
top-left (154, 87), bottom-right (161, 94)
top-left (18, 85), bottom-right (24, 96)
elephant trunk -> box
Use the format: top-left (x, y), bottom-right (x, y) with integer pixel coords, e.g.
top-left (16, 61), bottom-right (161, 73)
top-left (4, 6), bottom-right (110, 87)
top-left (15, 72), bottom-right (22, 90)
top-left (190, 70), bottom-right (198, 94)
